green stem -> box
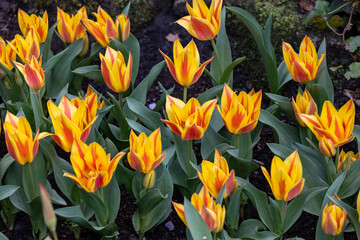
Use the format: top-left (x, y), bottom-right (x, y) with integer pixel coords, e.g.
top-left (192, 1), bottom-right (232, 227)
top-left (211, 39), bottom-right (222, 75)
top-left (335, 147), bottom-right (340, 171)
top-left (26, 163), bottom-right (36, 200)
top-left (36, 90), bottom-right (44, 118)
top-left (306, 127), bottom-right (312, 142)
top-left (305, 81), bottom-right (311, 91)
top-left (100, 187), bottom-right (104, 203)
top-left (280, 201), bottom-right (288, 240)
top-left (52, 231), bottom-right (59, 240)
top-left (326, 2), bottom-right (350, 16)
top-left (235, 134), bottom-right (240, 149)
top-left (119, 92), bottom-right (123, 110)
top-left (212, 232), bottom-right (217, 240)
top-left (183, 86), bottom-right (188, 103)
top-left (323, 157), bottom-right (333, 184)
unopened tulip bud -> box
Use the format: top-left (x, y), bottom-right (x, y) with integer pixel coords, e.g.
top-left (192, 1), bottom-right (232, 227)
top-left (78, 34), bottom-right (89, 57)
top-left (319, 137), bottom-right (336, 157)
top-left (39, 183), bottom-right (57, 232)
top-left (143, 170), bottom-right (156, 189)
top-left (321, 195), bottom-right (347, 236)
top-left (15, 69), bottom-right (23, 87)
top-left (342, 155), bottom-right (352, 171)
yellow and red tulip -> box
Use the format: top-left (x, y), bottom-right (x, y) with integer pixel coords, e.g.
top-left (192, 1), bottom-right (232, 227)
top-left (57, 6), bottom-right (87, 44)
top-left (337, 150), bottom-right (359, 172)
top-left (3, 111), bottom-right (48, 165)
top-left (176, 0), bottom-right (223, 41)
top-left (321, 195), bottom-right (347, 236)
top-left (82, 86), bottom-right (106, 110)
top-left (47, 93), bottom-right (99, 152)
top-left (298, 99), bottom-right (355, 148)
top-left (292, 89), bottom-right (317, 127)
top-left (39, 183), bottom-right (57, 232)
top-left (128, 128), bottom-right (166, 173)
top-left (143, 170), bottom-right (156, 189)
top-left (217, 84), bottom-right (262, 134)
top-left (261, 150), bottom-right (305, 201)
top-left (198, 149), bottom-right (236, 199)
top-left (8, 29), bottom-right (40, 63)
top-left (0, 37), bottom-right (16, 71)
top-left (282, 35), bottom-right (325, 83)
top-left (81, 6), bottom-right (130, 47)
top-left (319, 137), bottom-right (336, 157)
top-left (100, 46), bottom-right (132, 93)
top-left (162, 95), bottom-right (217, 140)
top-left (18, 9), bottom-right (48, 43)
top-left (14, 55), bottom-right (44, 90)
top-left (159, 40), bottom-right (212, 87)
top-left (64, 139), bottom-right (125, 192)
top-left (172, 186), bottom-right (225, 233)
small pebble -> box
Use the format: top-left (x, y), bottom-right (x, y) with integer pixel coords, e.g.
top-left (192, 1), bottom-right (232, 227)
top-left (149, 103), bottom-right (156, 110)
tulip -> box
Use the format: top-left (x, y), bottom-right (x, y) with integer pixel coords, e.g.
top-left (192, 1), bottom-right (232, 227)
top-left (18, 9), bottom-right (48, 43)
top-left (143, 170), bottom-right (156, 189)
top-left (3, 111), bottom-right (48, 165)
top-left (64, 139), bottom-right (125, 192)
top-left (57, 6), bottom-right (87, 44)
top-left (292, 89), bottom-right (317, 127)
top-left (81, 6), bottom-right (130, 47)
top-left (162, 95), bottom-right (217, 140)
top-left (82, 85), bottom-right (106, 110)
top-left (217, 84), bottom-right (262, 134)
top-left (14, 55), bottom-right (44, 90)
top-left (298, 99), bottom-right (355, 148)
top-left (319, 137), bottom-right (336, 157)
top-left (261, 150), bottom-right (305, 201)
top-left (172, 186), bottom-right (225, 233)
top-left (198, 149), bottom-right (236, 199)
top-left (283, 35), bottom-right (325, 83)
top-left (128, 128), bottom-right (166, 173)
top-left (159, 40), bottom-right (212, 87)
top-left (321, 195), bottom-right (347, 236)
top-left (100, 46), bottom-right (132, 93)
top-left (39, 184), bottom-right (57, 233)
top-left (8, 29), bottom-right (40, 63)
top-left (337, 150), bottom-right (359, 172)
top-left (0, 37), bottom-right (16, 71)
top-left (176, 0), bottom-right (223, 41)
top-left (47, 93), bottom-right (99, 152)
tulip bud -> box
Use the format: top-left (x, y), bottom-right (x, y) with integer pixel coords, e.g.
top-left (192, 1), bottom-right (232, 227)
top-left (78, 34), bottom-right (89, 57)
top-left (15, 69), bottom-right (23, 87)
top-left (321, 196), bottom-right (347, 236)
top-left (319, 137), bottom-right (336, 157)
top-left (143, 170), bottom-right (156, 189)
top-left (342, 155), bottom-right (352, 171)
top-left (39, 183), bottom-right (57, 232)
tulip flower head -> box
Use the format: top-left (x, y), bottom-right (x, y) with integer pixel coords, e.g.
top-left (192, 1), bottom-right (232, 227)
top-left (162, 95), bottom-right (217, 140)
top-left (292, 89), bottom-right (317, 127)
top-left (8, 29), bottom-right (40, 63)
top-left (100, 46), bottom-right (132, 93)
top-left (217, 84), bottom-right (262, 134)
top-left (299, 99), bottom-right (355, 148)
top-left (128, 128), bottom-right (166, 173)
top-left (3, 111), bottom-right (48, 165)
top-left (319, 137), bottom-right (336, 157)
top-left (261, 150), bottom-right (305, 201)
top-left (64, 139), bottom-right (125, 192)
top-left (18, 9), bottom-right (48, 43)
top-left (176, 0), bottom-right (223, 41)
top-left (39, 183), bottom-right (57, 232)
top-left (57, 6), bottom-right (88, 44)
top-left (14, 55), bottom-right (44, 90)
top-left (283, 35), bottom-right (325, 83)
top-left (172, 186), bottom-right (225, 233)
top-left (82, 86), bottom-right (106, 110)
top-left (321, 195), bottom-right (347, 236)
top-left (198, 149), bottom-right (237, 199)
top-left (160, 40), bottom-right (212, 87)
top-left (337, 150), bottom-right (359, 172)
top-left (81, 6), bottom-right (130, 47)
top-left (47, 93), bottom-right (99, 152)
top-left (0, 37), bottom-right (16, 71)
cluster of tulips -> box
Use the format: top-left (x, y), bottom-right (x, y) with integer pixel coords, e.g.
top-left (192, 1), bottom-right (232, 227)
top-left (0, 0), bottom-right (359, 240)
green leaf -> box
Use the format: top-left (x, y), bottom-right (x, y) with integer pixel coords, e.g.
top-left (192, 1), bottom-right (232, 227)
top-left (124, 33), bottom-right (140, 84)
top-left (108, 92), bottom-right (130, 139)
top-left (0, 232), bottom-right (9, 240)
top-left (0, 153), bottom-right (15, 181)
top-left (338, 160), bottom-right (360, 198)
top-left (328, 15), bottom-right (344, 27)
top-left (226, 187), bottom-right (242, 229)
top-left (184, 198), bottom-right (213, 240)
top-left (197, 84), bottom-right (223, 104)
top-left (41, 21), bottom-right (57, 63)
top-left (345, 62), bottom-right (360, 80)
top-left (72, 65), bottom-right (103, 83)
top-left (265, 93), bottom-right (293, 118)
top-left (103, 177), bottom-right (121, 223)
top-left (0, 185), bottom-right (19, 201)
top-left (303, 1), bottom-right (329, 24)
top-left (219, 57), bottom-right (246, 84)
top-left (277, 60), bottom-right (292, 90)
top-left (29, 89), bottom-right (43, 130)
top-left (346, 36), bottom-right (360, 52)
top-left (173, 134), bottom-right (197, 178)
top-left (353, 125), bottom-right (360, 150)
top-left (79, 190), bottom-right (109, 226)
top-left (227, 150), bottom-right (258, 178)
top-left (228, 6), bottom-right (278, 93)
top-left (237, 219), bottom-right (278, 240)
top-left (122, 2), bottom-right (131, 16)
top-left (201, 124), bottom-right (229, 160)
top-left (75, 42), bottom-right (102, 67)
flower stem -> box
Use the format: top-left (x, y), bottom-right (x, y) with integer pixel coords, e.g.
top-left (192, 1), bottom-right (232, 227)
top-left (100, 187), bottom-right (104, 203)
top-left (280, 201), bottom-right (288, 240)
top-left (36, 90), bottom-right (44, 118)
top-left (27, 163), bottom-right (36, 200)
top-left (323, 157), bottom-right (333, 184)
top-left (335, 147), bottom-right (340, 171)
top-left (235, 134), bottom-right (240, 149)
top-left (211, 39), bottom-right (222, 75)
top-left (52, 231), bottom-right (59, 240)
top-left (212, 232), bottom-right (217, 240)
top-left (183, 86), bottom-right (188, 103)
top-left (119, 92), bottom-right (123, 110)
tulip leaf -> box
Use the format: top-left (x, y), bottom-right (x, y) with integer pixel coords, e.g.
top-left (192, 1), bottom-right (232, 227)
top-left (0, 232), bottom-right (9, 240)
top-left (204, 68), bottom-right (217, 85)
top-left (184, 198), bottom-right (213, 240)
top-left (201, 124), bottom-right (229, 161)
top-left (108, 92), bottom-right (130, 139)
top-left (29, 89), bottom-right (44, 131)
top-left (237, 219), bottom-right (278, 239)
top-left (167, 155), bottom-right (188, 188)
top-left (259, 109), bottom-right (300, 148)
top-left (277, 60), bottom-right (292, 90)
top-left (55, 205), bottom-right (119, 237)
top-left (122, 2), bottom-right (131, 16)
top-left (41, 21), bottom-right (57, 63)
top-left (0, 62), bottom-right (15, 80)
top-left (210, 8), bottom-right (233, 85)
top-left (219, 56), bottom-right (246, 85)
top-left (353, 125), bottom-right (360, 151)
top-left (197, 84), bottom-right (224, 104)
top-left (226, 187), bottom-right (242, 229)
top-left (109, 39), bottom-right (129, 61)
top-left (72, 65), bottom-right (103, 83)
top-left (0, 185), bottom-right (19, 201)
top-left (79, 190), bottom-right (109, 226)
top-left (227, 150), bottom-right (258, 178)
top-left (228, 7), bottom-right (278, 93)
top-left (265, 93), bottom-right (294, 118)
top-left (102, 177), bottom-right (121, 223)
top-left (0, 153), bottom-right (15, 181)
top-left (124, 33), bottom-right (140, 84)
top-left (328, 195), bottom-right (360, 239)
top-left (173, 134), bottom-right (197, 178)
top-left (152, 82), bottom-right (174, 113)
top-left (46, 39), bottom-right (83, 97)
top-left (209, 107), bottom-right (225, 132)
top-left (75, 42), bottom-right (102, 68)
top-left (338, 160), bottom-right (360, 198)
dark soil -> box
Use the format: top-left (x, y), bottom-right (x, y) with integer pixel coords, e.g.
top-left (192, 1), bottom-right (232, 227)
top-left (0, 0), bottom-right (359, 239)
